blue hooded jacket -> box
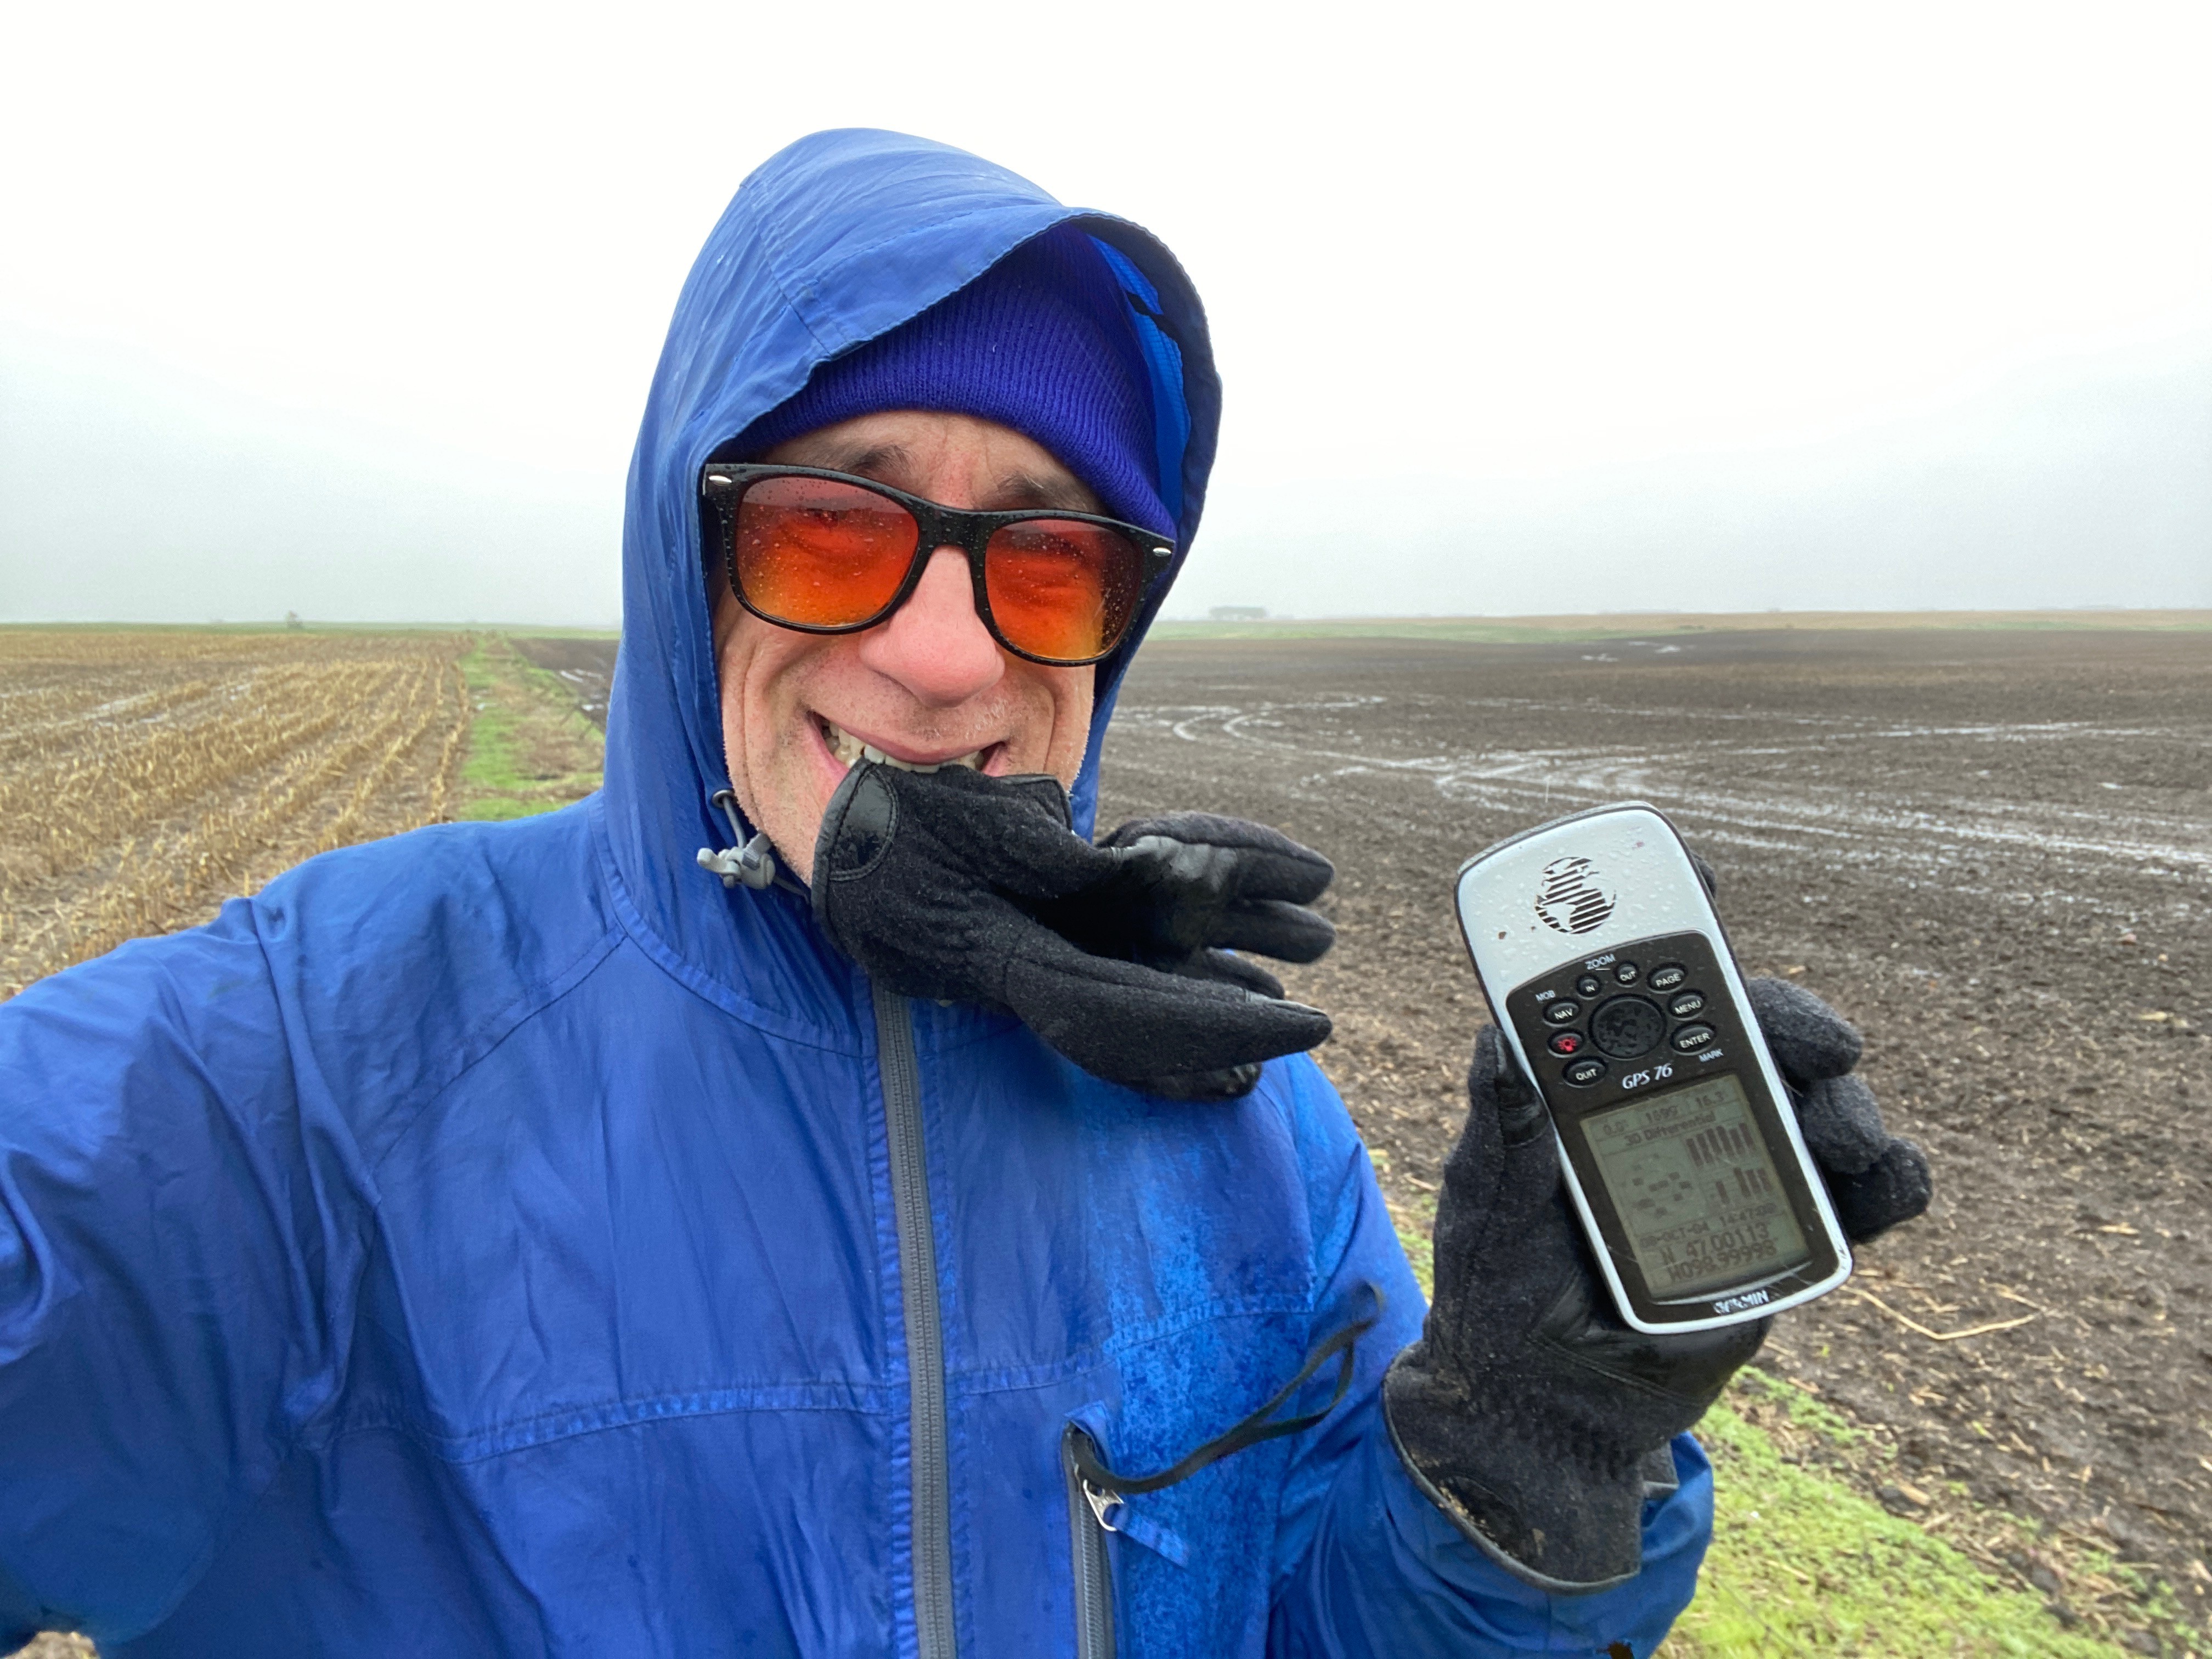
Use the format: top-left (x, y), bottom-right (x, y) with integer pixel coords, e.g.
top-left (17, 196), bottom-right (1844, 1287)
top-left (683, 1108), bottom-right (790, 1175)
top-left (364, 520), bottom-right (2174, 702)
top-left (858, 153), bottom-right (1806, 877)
top-left (0, 131), bottom-right (1711, 1657)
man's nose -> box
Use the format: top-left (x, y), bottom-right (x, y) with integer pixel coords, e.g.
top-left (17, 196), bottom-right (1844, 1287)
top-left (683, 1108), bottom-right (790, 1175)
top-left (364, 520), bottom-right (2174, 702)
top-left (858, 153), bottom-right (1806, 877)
top-left (856, 546), bottom-right (1004, 706)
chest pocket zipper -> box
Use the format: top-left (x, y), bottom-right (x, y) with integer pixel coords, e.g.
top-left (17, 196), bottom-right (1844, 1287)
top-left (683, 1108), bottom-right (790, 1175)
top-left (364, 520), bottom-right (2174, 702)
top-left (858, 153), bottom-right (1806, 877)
top-left (1059, 1285), bottom-right (1381, 1655)
top-left (1063, 1425), bottom-right (1117, 1659)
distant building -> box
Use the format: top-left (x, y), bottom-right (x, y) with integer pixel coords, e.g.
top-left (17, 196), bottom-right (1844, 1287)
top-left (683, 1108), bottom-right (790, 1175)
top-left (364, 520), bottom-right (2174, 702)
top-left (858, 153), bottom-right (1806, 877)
top-left (1209, 605), bottom-right (1268, 621)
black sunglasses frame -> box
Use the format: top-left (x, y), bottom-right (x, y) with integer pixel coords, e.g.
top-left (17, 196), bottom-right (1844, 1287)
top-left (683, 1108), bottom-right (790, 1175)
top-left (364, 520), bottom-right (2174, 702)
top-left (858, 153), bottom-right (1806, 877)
top-left (699, 462), bottom-right (1176, 668)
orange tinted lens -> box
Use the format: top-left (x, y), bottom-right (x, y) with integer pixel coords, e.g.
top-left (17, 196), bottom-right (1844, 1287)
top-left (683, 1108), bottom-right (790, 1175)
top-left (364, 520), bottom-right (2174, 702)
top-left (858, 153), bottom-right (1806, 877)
top-left (983, 520), bottom-right (1146, 662)
top-left (733, 476), bottom-right (918, 627)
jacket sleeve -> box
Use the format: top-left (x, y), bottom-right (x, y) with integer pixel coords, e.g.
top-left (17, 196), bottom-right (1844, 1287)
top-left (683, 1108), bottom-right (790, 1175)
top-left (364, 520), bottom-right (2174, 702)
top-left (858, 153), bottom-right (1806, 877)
top-left (1266, 1057), bottom-right (1711, 1657)
top-left (0, 902), bottom-right (368, 1647)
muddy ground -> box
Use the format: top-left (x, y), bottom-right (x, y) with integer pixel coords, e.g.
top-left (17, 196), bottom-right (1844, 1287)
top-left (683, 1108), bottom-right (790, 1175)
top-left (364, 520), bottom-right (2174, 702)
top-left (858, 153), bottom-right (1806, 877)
top-left (512, 636), bottom-right (615, 723)
top-left (527, 625), bottom-right (2211, 1633)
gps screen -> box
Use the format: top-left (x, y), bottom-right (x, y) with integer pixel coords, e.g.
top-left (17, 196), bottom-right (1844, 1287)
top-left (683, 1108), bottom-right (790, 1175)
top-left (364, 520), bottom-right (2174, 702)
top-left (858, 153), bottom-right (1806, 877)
top-left (1583, 1073), bottom-right (1812, 1299)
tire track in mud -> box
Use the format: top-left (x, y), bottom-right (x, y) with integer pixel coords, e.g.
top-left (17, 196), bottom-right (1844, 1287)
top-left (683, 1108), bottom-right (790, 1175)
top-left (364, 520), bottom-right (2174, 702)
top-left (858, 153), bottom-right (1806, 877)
top-left (1124, 698), bottom-right (2210, 884)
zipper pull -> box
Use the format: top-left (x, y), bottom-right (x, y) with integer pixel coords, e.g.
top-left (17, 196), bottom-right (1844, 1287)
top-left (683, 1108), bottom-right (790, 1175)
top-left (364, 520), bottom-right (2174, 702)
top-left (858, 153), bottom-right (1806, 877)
top-left (1082, 1480), bottom-right (1124, 1533)
top-left (1083, 1481), bottom-right (1188, 1567)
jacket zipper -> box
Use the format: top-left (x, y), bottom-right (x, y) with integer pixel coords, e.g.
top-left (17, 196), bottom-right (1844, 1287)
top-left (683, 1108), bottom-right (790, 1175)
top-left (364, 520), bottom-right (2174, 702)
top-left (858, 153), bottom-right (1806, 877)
top-left (875, 984), bottom-right (957, 1659)
top-left (1062, 1426), bottom-right (1116, 1659)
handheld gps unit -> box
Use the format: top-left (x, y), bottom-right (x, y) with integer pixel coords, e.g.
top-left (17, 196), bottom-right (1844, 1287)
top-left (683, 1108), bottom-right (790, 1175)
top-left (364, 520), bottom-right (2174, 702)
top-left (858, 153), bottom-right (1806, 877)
top-left (1454, 802), bottom-right (1852, 1333)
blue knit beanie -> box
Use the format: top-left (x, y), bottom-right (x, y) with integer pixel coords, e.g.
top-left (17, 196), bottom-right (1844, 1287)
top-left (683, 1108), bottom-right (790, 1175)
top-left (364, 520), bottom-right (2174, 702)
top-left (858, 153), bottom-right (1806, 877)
top-left (735, 225), bottom-right (1172, 539)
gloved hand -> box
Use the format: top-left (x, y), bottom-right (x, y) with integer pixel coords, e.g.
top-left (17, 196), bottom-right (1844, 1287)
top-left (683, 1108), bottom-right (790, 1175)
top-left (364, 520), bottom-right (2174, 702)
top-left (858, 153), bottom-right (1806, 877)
top-left (1385, 974), bottom-right (1931, 1591)
top-left (1746, 975), bottom-right (1931, 1242)
top-left (812, 759), bottom-right (1336, 1099)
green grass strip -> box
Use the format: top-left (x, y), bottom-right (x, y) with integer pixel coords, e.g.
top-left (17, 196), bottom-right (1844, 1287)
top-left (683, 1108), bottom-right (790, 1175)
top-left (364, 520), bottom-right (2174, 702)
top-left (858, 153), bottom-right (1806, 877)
top-left (1671, 1383), bottom-right (2138, 1657)
top-left (455, 637), bottom-right (605, 821)
top-left (456, 641), bottom-right (540, 820)
top-left (1384, 1211), bottom-right (2149, 1657)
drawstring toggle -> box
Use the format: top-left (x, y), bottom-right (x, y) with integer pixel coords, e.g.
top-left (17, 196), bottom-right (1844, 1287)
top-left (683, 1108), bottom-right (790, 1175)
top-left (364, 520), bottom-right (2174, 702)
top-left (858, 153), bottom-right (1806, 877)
top-left (697, 788), bottom-right (778, 891)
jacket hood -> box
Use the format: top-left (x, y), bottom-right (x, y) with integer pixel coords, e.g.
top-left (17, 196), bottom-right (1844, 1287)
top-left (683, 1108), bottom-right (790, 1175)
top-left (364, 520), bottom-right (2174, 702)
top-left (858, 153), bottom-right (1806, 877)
top-left (599, 129), bottom-right (1221, 1017)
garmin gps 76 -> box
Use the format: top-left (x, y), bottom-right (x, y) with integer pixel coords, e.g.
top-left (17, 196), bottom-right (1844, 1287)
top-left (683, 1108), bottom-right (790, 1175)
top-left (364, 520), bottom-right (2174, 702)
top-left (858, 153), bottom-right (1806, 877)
top-left (1454, 802), bottom-right (1853, 1333)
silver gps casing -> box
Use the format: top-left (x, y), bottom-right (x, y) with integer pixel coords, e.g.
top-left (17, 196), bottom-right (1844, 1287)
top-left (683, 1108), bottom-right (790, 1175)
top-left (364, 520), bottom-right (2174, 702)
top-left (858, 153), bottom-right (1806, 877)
top-left (1455, 801), bottom-right (1853, 1333)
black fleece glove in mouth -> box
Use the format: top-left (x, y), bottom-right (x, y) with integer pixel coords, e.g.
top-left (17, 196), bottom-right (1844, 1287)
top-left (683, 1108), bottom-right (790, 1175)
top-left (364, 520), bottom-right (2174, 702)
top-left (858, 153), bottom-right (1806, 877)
top-left (1385, 971), bottom-right (1932, 1592)
top-left (811, 759), bottom-right (1336, 1099)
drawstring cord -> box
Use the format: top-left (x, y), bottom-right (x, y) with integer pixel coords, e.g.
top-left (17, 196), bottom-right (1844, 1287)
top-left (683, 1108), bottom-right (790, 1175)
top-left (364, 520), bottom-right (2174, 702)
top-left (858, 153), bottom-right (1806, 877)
top-left (1069, 1283), bottom-right (1383, 1528)
top-left (696, 788), bottom-right (780, 891)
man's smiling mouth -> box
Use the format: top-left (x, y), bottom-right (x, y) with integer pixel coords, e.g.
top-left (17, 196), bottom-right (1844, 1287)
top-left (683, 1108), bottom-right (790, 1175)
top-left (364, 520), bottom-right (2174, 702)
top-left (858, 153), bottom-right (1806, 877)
top-left (817, 717), bottom-right (987, 774)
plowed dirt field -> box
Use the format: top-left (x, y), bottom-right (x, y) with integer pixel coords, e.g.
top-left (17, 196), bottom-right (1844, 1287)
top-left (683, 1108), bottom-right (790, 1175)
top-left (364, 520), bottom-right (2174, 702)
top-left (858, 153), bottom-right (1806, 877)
top-left (1092, 625), bottom-right (2211, 1635)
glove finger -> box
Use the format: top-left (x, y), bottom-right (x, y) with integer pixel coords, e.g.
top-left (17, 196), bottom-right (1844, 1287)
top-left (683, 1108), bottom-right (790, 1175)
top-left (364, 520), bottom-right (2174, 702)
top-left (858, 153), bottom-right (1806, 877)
top-left (1177, 949), bottom-right (1285, 999)
top-left (1469, 1023), bottom-right (1550, 1150)
top-left (1129, 1062), bottom-right (1264, 1102)
top-left (1103, 814), bottom-right (1335, 905)
top-left (1080, 839), bottom-right (1322, 960)
top-left (1440, 1025), bottom-right (1561, 1242)
top-left (1206, 899), bottom-right (1336, 963)
top-left (1475, 1023), bottom-right (1550, 1147)
top-left (1829, 1138), bottom-right (1932, 1243)
top-left (1795, 1074), bottom-right (1890, 1176)
top-left (1002, 938), bottom-right (1331, 1086)
top-left (1222, 843), bottom-right (1335, 907)
top-left (1534, 1266), bottom-right (1769, 1412)
top-left (1103, 810), bottom-right (1319, 857)
top-left (1747, 975), bottom-right (1863, 1084)
top-left (1687, 848), bottom-right (1719, 899)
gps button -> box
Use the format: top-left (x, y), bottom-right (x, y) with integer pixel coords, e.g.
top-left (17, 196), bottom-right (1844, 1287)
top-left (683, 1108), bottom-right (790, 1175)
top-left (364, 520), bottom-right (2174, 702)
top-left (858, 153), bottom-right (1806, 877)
top-left (1590, 996), bottom-right (1667, 1057)
top-left (1549, 1031), bottom-right (1586, 1056)
top-left (1647, 964), bottom-right (1687, 992)
top-left (1562, 1057), bottom-right (1607, 1087)
top-left (1668, 991), bottom-right (1706, 1018)
top-left (1575, 974), bottom-right (1603, 997)
top-left (1544, 1000), bottom-right (1582, 1025)
top-left (1671, 1023), bottom-right (1717, 1052)
top-left (1612, 962), bottom-right (1641, 985)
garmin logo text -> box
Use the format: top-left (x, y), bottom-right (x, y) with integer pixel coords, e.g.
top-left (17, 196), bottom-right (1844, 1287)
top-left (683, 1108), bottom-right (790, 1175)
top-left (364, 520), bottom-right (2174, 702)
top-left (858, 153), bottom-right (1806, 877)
top-left (1712, 1288), bottom-right (1772, 1314)
top-left (1534, 856), bottom-right (1617, 935)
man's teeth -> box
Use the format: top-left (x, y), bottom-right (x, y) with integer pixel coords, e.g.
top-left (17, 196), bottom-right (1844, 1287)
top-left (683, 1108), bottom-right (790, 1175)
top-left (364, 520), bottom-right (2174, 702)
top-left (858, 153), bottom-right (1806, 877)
top-left (821, 722), bottom-right (982, 773)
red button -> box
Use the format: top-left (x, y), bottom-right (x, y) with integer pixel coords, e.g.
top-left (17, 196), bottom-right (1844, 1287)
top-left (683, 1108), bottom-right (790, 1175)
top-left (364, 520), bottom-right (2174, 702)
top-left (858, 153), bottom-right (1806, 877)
top-left (1549, 1031), bottom-right (1584, 1056)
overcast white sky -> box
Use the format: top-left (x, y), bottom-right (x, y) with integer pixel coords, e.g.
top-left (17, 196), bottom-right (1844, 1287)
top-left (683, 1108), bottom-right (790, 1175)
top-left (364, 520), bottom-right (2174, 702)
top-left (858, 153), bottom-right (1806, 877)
top-left (2, 1), bottom-right (2207, 624)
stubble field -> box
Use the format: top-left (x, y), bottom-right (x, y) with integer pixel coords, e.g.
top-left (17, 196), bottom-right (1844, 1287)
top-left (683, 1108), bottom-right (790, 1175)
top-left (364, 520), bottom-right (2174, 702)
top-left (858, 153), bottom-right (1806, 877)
top-left (0, 629), bottom-right (472, 998)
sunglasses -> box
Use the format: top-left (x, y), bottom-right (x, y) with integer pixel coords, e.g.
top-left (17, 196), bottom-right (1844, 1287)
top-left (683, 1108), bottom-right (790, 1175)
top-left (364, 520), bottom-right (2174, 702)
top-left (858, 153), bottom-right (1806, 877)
top-left (699, 462), bottom-right (1176, 667)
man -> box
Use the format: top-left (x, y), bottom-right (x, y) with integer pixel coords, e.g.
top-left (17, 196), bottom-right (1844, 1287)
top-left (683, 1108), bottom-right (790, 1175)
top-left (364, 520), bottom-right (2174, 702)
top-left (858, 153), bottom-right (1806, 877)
top-left (0, 130), bottom-right (1926, 1655)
